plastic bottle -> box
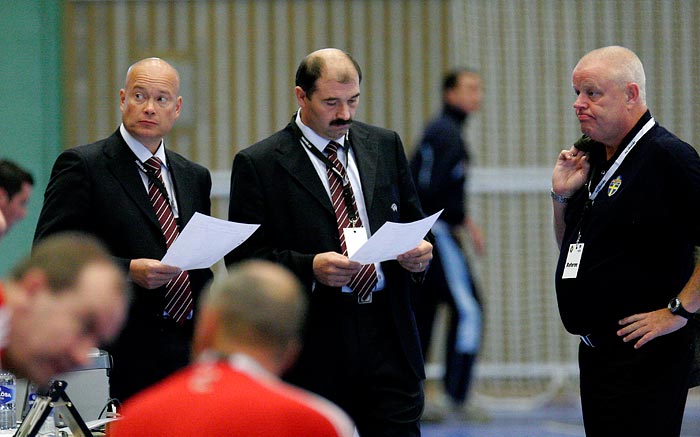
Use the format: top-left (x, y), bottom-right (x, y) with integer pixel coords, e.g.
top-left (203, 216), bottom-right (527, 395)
top-left (0, 370), bottom-right (16, 429)
top-left (21, 382), bottom-right (37, 421)
top-left (37, 407), bottom-right (56, 437)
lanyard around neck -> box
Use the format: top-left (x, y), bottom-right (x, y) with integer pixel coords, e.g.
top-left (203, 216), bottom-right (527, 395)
top-left (135, 159), bottom-right (173, 208)
top-left (298, 134), bottom-right (360, 226)
top-left (588, 117), bottom-right (655, 201)
top-left (575, 118), bottom-right (655, 244)
top-left (298, 134), bottom-right (351, 182)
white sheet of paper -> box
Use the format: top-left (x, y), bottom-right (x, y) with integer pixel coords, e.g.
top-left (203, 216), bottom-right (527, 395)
top-left (349, 210), bottom-right (442, 264)
top-left (161, 212), bottom-right (259, 270)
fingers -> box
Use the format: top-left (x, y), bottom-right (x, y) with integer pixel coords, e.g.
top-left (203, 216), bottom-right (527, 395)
top-left (397, 256), bottom-right (430, 273)
top-left (399, 259), bottom-right (426, 272)
top-left (616, 309), bottom-right (685, 349)
top-left (397, 242), bottom-right (433, 273)
top-left (313, 252), bottom-right (361, 287)
top-left (558, 147), bottom-right (590, 162)
top-left (130, 258), bottom-right (182, 289)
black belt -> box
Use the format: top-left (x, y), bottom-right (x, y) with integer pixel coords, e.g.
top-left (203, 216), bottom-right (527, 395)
top-left (156, 313), bottom-right (194, 335)
top-left (338, 289), bottom-right (385, 305)
top-left (580, 330), bottom-right (621, 348)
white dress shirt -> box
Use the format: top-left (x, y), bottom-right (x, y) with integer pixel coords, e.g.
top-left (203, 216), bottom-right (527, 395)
top-left (294, 111), bottom-right (385, 292)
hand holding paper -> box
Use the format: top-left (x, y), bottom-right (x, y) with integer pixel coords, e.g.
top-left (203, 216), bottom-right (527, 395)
top-left (161, 213), bottom-right (259, 270)
top-left (348, 210), bottom-right (442, 264)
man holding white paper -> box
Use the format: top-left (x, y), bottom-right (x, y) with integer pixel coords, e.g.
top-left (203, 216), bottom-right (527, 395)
top-left (161, 212), bottom-right (259, 271)
top-left (226, 48), bottom-right (432, 436)
top-left (348, 210), bottom-right (442, 265)
top-left (34, 58), bottom-right (213, 403)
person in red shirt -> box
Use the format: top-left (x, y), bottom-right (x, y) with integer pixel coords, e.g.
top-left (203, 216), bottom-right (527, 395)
top-left (109, 260), bottom-right (355, 437)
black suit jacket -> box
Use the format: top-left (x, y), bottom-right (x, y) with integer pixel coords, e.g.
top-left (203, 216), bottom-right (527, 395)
top-left (226, 119), bottom-right (426, 380)
top-left (34, 129), bottom-right (213, 400)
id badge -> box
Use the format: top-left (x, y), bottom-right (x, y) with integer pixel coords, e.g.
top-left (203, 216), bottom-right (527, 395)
top-left (344, 227), bottom-right (368, 258)
top-left (562, 243), bottom-right (584, 279)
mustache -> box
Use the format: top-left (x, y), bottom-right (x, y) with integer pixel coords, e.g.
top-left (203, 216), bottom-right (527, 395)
top-left (330, 118), bottom-right (352, 127)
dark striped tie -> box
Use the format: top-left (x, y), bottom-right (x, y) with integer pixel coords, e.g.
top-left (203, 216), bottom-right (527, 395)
top-left (144, 157), bottom-right (193, 323)
top-left (325, 142), bottom-right (378, 302)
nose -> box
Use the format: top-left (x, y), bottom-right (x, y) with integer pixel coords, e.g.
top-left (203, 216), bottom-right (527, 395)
top-left (336, 103), bottom-right (351, 120)
top-left (143, 97), bottom-right (157, 114)
top-left (573, 94), bottom-right (587, 111)
top-left (70, 340), bottom-right (94, 368)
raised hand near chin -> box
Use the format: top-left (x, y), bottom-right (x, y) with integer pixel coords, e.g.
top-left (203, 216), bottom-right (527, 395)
top-left (552, 146), bottom-right (591, 197)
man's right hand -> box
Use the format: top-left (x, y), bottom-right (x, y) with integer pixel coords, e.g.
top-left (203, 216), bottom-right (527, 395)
top-left (552, 146), bottom-right (591, 197)
top-left (129, 258), bottom-right (181, 289)
top-left (313, 252), bottom-right (361, 288)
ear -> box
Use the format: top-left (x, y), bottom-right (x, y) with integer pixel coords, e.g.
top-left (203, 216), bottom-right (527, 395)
top-left (174, 95), bottom-right (183, 118)
top-left (294, 86), bottom-right (307, 109)
top-left (626, 82), bottom-right (640, 104)
top-left (119, 89), bottom-right (126, 113)
top-left (443, 88), bottom-right (456, 106)
top-left (0, 187), bottom-right (8, 206)
top-left (17, 268), bottom-right (49, 299)
top-left (277, 339), bottom-right (301, 374)
top-left (192, 308), bottom-right (219, 356)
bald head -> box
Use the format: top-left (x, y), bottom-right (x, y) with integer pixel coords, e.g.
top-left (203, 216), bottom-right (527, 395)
top-left (198, 260), bottom-right (308, 352)
top-left (295, 48), bottom-right (362, 98)
top-left (571, 46), bottom-right (649, 149)
top-left (125, 57), bottom-right (180, 94)
top-left (119, 57), bottom-right (182, 152)
top-left (575, 46), bottom-right (646, 105)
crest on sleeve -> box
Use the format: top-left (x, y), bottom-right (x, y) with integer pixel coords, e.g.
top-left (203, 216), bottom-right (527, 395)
top-left (608, 176), bottom-right (622, 197)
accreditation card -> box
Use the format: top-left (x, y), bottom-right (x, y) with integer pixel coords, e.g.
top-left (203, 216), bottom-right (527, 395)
top-left (562, 243), bottom-right (584, 279)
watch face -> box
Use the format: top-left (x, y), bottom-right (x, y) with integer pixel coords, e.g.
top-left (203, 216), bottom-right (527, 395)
top-left (669, 298), bottom-right (680, 312)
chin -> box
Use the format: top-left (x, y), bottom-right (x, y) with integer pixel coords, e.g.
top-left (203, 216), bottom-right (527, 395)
top-left (332, 129), bottom-right (350, 139)
top-left (579, 126), bottom-right (594, 138)
top-left (26, 371), bottom-right (50, 387)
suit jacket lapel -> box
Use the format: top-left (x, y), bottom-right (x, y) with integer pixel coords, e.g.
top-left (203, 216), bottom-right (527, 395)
top-left (166, 150), bottom-right (195, 226)
top-left (348, 124), bottom-right (378, 214)
top-left (103, 130), bottom-right (163, 234)
top-left (278, 121), bottom-right (336, 217)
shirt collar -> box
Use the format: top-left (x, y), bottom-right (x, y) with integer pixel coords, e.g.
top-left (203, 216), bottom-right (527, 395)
top-left (444, 103), bottom-right (468, 124)
top-left (197, 350), bottom-right (274, 380)
top-left (120, 124), bottom-right (169, 168)
top-left (294, 109), bottom-right (347, 152)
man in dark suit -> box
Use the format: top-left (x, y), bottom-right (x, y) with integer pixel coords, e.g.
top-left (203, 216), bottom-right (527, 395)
top-left (226, 48), bottom-right (433, 436)
top-left (34, 58), bottom-right (212, 402)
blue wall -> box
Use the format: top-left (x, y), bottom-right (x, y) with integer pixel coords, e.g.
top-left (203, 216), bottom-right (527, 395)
top-left (0, 1), bottom-right (62, 275)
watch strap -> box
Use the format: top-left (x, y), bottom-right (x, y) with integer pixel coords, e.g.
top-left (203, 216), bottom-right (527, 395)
top-left (550, 189), bottom-right (570, 204)
top-left (669, 297), bottom-right (694, 319)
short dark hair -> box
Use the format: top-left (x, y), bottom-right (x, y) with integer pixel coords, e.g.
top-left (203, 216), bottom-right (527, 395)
top-left (442, 68), bottom-right (478, 93)
top-left (295, 50), bottom-right (362, 98)
top-left (0, 160), bottom-right (33, 198)
top-left (13, 232), bottom-right (118, 294)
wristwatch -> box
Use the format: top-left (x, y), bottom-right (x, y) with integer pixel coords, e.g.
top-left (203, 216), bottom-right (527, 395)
top-left (550, 189), bottom-right (570, 204)
top-left (668, 297), bottom-right (693, 319)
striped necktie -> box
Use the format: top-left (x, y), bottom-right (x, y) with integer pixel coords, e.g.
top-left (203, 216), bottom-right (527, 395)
top-left (325, 142), bottom-right (378, 303)
top-left (144, 157), bottom-right (193, 323)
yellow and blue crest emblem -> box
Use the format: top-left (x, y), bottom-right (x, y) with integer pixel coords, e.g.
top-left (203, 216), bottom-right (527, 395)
top-left (608, 176), bottom-right (622, 197)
